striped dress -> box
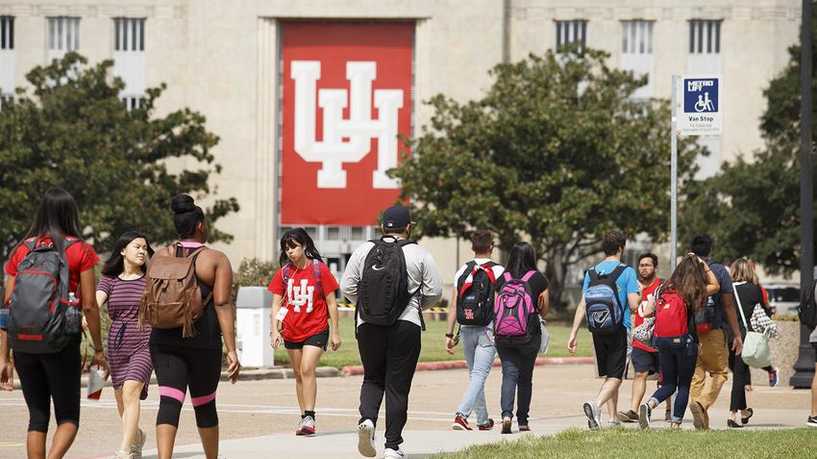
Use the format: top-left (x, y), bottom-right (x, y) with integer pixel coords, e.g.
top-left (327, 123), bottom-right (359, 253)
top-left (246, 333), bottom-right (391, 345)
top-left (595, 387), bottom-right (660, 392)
top-left (97, 275), bottom-right (153, 399)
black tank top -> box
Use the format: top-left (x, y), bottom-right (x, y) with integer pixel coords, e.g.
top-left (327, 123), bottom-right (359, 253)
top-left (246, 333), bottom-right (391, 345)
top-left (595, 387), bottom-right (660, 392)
top-left (150, 245), bottom-right (222, 349)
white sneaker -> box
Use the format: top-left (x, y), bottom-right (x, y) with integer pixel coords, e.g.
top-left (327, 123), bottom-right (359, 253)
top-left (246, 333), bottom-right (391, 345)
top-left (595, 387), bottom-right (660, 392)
top-left (383, 448), bottom-right (406, 458)
top-left (113, 450), bottom-right (134, 459)
top-left (129, 428), bottom-right (146, 458)
top-left (582, 401), bottom-right (601, 431)
top-left (357, 419), bottom-right (376, 458)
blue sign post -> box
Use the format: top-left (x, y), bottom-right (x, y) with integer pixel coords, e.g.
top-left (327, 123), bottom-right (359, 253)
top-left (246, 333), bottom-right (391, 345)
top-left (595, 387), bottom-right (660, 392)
top-left (679, 76), bottom-right (722, 135)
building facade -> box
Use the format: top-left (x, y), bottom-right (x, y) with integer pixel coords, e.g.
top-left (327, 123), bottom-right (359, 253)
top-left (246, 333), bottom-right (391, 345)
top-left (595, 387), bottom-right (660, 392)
top-left (0, 0), bottom-right (801, 284)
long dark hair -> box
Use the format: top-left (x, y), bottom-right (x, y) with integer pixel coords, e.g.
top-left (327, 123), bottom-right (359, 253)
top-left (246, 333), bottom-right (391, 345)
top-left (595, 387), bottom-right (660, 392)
top-left (664, 254), bottom-right (708, 312)
top-left (279, 228), bottom-right (322, 266)
top-left (101, 231), bottom-right (155, 277)
top-left (171, 194), bottom-right (205, 239)
top-left (506, 242), bottom-right (538, 279)
top-left (24, 187), bottom-right (83, 241)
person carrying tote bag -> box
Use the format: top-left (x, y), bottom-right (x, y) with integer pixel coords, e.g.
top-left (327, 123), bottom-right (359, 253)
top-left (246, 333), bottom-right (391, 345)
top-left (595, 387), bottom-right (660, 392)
top-left (733, 281), bottom-right (771, 368)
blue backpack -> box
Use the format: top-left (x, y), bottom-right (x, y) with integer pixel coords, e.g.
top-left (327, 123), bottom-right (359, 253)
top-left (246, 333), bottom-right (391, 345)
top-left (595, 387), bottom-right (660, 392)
top-left (584, 264), bottom-right (626, 335)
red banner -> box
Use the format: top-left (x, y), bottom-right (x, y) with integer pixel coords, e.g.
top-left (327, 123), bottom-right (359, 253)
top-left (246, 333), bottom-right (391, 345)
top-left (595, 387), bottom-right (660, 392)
top-left (280, 21), bottom-right (414, 225)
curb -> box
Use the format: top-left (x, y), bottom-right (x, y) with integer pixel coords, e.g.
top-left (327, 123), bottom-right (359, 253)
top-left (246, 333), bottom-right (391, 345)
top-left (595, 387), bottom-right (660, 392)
top-left (9, 366), bottom-right (342, 390)
top-left (341, 356), bottom-right (594, 376)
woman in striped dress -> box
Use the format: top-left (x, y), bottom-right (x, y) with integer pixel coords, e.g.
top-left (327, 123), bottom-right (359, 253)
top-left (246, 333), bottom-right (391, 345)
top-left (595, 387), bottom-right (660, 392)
top-left (96, 231), bottom-right (155, 459)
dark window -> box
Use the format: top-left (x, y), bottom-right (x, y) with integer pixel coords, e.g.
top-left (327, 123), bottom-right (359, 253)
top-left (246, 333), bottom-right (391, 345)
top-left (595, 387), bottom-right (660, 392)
top-left (689, 19), bottom-right (722, 55)
top-left (0, 16), bottom-right (14, 50)
top-left (114, 17), bottom-right (145, 52)
top-left (555, 20), bottom-right (587, 52)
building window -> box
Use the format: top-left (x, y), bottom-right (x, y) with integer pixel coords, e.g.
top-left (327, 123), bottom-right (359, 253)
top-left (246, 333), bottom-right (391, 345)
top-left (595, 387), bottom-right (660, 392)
top-left (350, 227), bottom-right (365, 240)
top-left (114, 18), bottom-right (145, 52)
top-left (326, 226), bottom-right (341, 241)
top-left (1, 16), bottom-right (13, 50)
top-left (689, 20), bottom-right (721, 54)
top-left (121, 96), bottom-right (144, 111)
top-left (555, 20), bottom-right (587, 52)
top-left (622, 20), bottom-right (653, 54)
top-left (48, 17), bottom-right (80, 52)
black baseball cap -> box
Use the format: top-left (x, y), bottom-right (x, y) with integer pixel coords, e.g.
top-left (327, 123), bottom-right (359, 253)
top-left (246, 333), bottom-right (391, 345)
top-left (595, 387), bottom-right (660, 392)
top-left (381, 205), bottom-right (412, 230)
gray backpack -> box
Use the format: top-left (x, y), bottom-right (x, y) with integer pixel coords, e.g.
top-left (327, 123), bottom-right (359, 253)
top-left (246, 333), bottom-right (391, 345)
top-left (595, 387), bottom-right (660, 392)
top-left (8, 237), bottom-right (81, 353)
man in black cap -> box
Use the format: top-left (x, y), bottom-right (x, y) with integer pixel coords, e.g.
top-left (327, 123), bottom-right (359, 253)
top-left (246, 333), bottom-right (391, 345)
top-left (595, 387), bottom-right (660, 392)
top-left (341, 205), bottom-right (442, 459)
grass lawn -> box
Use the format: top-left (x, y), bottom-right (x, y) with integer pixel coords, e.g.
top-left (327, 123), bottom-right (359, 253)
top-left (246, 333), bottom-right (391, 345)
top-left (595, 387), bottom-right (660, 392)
top-left (433, 428), bottom-right (817, 458)
top-left (273, 315), bottom-right (593, 369)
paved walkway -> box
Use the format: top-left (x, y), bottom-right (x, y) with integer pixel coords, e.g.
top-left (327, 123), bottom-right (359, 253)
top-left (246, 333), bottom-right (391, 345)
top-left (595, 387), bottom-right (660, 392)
top-left (0, 363), bottom-right (810, 459)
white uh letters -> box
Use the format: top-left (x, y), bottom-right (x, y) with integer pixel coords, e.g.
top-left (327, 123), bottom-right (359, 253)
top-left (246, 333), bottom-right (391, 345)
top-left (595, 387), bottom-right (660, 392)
top-left (291, 60), bottom-right (403, 189)
top-left (287, 278), bottom-right (315, 313)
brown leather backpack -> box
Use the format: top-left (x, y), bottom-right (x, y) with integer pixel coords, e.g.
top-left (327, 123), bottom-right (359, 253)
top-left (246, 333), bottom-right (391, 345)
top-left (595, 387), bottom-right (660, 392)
top-left (139, 245), bottom-right (211, 337)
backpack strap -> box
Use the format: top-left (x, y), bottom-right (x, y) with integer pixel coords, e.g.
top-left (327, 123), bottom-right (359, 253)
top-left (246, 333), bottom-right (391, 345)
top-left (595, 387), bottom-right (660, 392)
top-left (311, 259), bottom-right (324, 299)
top-left (521, 270), bottom-right (537, 282)
top-left (607, 264), bottom-right (627, 282)
top-left (456, 261), bottom-right (477, 298)
top-left (479, 262), bottom-right (498, 284)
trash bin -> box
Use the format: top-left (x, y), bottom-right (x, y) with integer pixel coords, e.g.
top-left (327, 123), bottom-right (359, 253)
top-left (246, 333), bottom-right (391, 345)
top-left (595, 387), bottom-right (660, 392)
top-left (235, 286), bottom-right (274, 368)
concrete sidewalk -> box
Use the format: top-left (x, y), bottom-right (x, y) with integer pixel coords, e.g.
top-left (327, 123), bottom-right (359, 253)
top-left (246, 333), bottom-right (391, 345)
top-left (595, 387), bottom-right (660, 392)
top-left (137, 406), bottom-right (809, 459)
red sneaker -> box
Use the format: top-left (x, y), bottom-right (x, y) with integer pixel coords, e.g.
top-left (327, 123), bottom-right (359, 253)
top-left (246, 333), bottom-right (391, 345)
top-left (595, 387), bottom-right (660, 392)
top-left (296, 416), bottom-right (316, 436)
top-left (451, 414), bottom-right (472, 431)
top-left (478, 419), bottom-right (495, 431)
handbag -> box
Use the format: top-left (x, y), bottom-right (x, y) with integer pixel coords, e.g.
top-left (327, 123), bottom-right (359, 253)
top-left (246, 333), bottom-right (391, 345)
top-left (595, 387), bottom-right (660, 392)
top-left (633, 317), bottom-right (654, 346)
top-left (750, 303), bottom-right (778, 338)
top-left (734, 282), bottom-right (772, 368)
top-left (538, 317), bottom-right (550, 354)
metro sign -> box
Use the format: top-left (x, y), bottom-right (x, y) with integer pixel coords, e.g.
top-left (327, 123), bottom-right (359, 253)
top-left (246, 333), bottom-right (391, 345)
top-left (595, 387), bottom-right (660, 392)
top-left (291, 61), bottom-right (402, 189)
top-left (280, 22), bottom-right (414, 226)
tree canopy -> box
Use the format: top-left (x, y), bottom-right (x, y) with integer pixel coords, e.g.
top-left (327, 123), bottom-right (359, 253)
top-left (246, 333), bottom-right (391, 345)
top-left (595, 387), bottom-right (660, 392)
top-left (0, 53), bottom-right (238, 262)
top-left (391, 48), bottom-right (701, 305)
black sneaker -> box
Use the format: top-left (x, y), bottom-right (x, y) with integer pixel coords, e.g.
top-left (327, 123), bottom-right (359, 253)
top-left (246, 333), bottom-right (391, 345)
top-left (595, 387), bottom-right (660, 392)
top-left (807, 416), bottom-right (817, 427)
top-left (617, 410), bottom-right (639, 423)
top-left (638, 403), bottom-right (652, 430)
top-left (501, 416), bottom-right (513, 434)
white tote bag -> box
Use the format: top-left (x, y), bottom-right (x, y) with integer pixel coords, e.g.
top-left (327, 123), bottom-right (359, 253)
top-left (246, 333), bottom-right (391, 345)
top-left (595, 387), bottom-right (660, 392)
top-left (538, 317), bottom-right (550, 354)
top-left (733, 282), bottom-right (772, 368)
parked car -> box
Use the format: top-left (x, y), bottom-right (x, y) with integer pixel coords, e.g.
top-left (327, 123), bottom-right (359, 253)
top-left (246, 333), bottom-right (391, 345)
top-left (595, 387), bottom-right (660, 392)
top-left (764, 284), bottom-right (801, 316)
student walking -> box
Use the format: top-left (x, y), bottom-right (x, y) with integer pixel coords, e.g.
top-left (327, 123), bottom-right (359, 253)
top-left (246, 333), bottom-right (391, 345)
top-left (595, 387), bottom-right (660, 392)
top-left (637, 254), bottom-right (720, 429)
top-left (0, 187), bottom-right (108, 459)
top-left (145, 194), bottom-right (240, 459)
top-left (727, 258), bottom-right (773, 428)
top-left (619, 253), bottom-right (669, 423)
top-left (341, 205), bottom-right (442, 459)
top-left (568, 230), bottom-right (640, 430)
top-left (494, 243), bottom-right (549, 434)
top-left (269, 228), bottom-right (342, 436)
top-left (687, 235), bottom-right (743, 430)
top-left (445, 230), bottom-right (504, 431)
top-left (97, 231), bottom-right (155, 458)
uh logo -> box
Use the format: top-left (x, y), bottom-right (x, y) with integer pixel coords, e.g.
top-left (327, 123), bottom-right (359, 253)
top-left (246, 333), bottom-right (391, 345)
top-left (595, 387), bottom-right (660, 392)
top-left (290, 60), bottom-right (404, 189)
top-left (287, 278), bottom-right (315, 313)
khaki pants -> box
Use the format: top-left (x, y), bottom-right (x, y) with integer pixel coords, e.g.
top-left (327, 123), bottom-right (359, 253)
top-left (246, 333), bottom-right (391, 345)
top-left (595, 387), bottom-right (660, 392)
top-left (691, 329), bottom-right (729, 410)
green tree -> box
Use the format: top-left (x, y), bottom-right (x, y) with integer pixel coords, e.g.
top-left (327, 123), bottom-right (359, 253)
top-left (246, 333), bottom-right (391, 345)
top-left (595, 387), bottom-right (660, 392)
top-left (391, 49), bottom-right (701, 306)
top-left (680, 7), bottom-right (816, 274)
top-left (0, 53), bottom-right (238, 262)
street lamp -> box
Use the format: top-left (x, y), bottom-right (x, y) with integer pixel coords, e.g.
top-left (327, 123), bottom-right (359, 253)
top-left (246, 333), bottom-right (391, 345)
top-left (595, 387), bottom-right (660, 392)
top-left (792, 0), bottom-right (816, 389)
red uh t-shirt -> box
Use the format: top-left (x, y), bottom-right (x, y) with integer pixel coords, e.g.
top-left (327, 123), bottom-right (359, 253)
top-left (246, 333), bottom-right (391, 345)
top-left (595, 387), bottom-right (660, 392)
top-left (267, 260), bottom-right (339, 342)
top-left (4, 237), bottom-right (100, 303)
top-left (633, 278), bottom-right (662, 353)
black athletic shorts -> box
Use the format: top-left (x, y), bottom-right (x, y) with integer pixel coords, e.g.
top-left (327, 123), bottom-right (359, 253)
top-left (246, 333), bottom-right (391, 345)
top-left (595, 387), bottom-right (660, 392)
top-left (592, 326), bottom-right (628, 379)
top-left (631, 347), bottom-right (659, 375)
top-left (284, 329), bottom-right (329, 351)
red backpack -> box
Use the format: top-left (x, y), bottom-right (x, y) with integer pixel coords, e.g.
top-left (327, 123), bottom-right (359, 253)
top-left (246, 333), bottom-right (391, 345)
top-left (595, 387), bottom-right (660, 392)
top-left (653, 290), bottom-right (693, 338)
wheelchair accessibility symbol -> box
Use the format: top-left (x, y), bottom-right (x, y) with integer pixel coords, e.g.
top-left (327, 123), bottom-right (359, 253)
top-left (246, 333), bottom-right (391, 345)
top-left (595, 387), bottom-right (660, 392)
top-left (695, 93), bottom-right (715, 112)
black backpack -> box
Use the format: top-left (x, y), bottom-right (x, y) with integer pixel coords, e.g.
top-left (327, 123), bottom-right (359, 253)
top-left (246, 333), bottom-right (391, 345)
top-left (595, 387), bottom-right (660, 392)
top-left (356, 238), bottom-right (417, 327)
top-left (456, 261), bottom-right (497, 326)
top-left (8, 237), bottom-right (81, 353)
top-left (799, 280), bottom-right (817, 331)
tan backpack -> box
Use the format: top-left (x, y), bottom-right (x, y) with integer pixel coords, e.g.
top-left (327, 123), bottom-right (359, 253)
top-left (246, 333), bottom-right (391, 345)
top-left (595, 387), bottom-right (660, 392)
top-left (139, 245), bottom-right (211, 337)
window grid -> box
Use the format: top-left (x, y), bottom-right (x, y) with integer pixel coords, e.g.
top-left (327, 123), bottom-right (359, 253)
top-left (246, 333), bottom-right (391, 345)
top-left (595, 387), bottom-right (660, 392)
top-left (122, 96), bottom-right (144, 111)
top-left (622, 20), bottom-right (654, 54)
top-left (47, 17), bottom-right (80, 51)
top-left (0, 16), bottom-right (13, 50)
top-left (555, 20), bottom-right (587, 52)
top-left (114, 18), bottom-right (145, 52)
top-left (689, 20), bottom-right (721, 54)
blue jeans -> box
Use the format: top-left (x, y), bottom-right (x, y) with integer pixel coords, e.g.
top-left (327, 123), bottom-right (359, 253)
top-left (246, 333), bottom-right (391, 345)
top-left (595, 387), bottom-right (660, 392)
top-left (455, 325), bottom-right (496, 425)
top-left (649, 336), bottom-right (698, 422)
